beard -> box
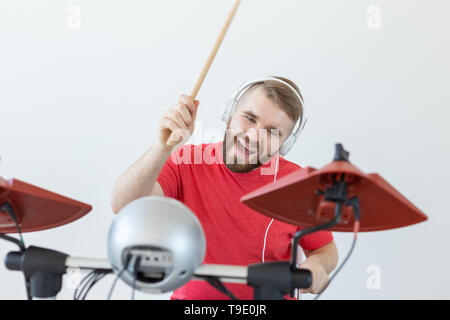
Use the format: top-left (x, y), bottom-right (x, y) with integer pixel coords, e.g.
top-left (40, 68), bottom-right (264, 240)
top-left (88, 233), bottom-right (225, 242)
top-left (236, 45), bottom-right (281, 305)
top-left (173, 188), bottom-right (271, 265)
top-left (222, 129), bottom-right (273, 173)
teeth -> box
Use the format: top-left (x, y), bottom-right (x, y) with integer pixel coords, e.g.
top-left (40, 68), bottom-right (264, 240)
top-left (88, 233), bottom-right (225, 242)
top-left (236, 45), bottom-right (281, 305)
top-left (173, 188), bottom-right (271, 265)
top-left (238, 140), bottom-right (255, 153)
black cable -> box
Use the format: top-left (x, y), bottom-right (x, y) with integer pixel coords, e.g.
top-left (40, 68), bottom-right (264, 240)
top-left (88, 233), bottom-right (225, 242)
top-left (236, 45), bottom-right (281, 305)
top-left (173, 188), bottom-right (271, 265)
top-left (23, 275), bottom-right (32, 300)
top-left (1, 202), bottom-right (25, 248)
top-left (204, 276), bottom-right (239, 300)
top-left (313, 230), bottom-right (358, 300)
top-left (289, 201), bottom-right (343, 298)
top-left (73, 269), bottom-right (111, 300)
top-left (0, 204), bottom-right (30, 300)
top-left (130, 256), bottom-right (142, 300)
top-left (0, 233), bottom-right (31, 300)
top-left (313, 197), bottom-right (360, 299)
top-left (107, 269), bottom-right (126, 300)
top-left (74, 270), bottom-right (97, 300)
top-left (291, 200), bottom-right (344, 271)
top-left (81, 272), bottom-right (109, 300)
top-left (0, 232), bottom-right (25, 252)
top-left (131, 275), bottom-right (137, 300)
top-left (107, 255), bottom-right (132, 300)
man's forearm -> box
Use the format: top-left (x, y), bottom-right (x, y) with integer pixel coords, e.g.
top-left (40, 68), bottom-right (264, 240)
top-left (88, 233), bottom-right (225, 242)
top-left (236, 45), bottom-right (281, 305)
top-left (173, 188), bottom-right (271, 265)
top-left (303, 241), bottom-right (338, 274)
top-left (111, 142), bottom-right (171, 214)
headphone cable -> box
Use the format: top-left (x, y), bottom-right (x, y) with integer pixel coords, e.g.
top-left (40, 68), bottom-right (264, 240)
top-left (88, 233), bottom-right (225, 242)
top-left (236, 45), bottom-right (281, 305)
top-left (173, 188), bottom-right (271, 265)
top-left (261, 153), bottom-right (279, 263)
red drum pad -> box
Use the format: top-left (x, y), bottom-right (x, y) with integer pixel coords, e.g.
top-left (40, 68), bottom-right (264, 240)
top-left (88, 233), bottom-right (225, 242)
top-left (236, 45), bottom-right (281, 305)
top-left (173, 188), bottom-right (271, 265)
top-left (241, 161), bottom-right (427, 232)
top-left (0, 179), bottom-right (92, 233)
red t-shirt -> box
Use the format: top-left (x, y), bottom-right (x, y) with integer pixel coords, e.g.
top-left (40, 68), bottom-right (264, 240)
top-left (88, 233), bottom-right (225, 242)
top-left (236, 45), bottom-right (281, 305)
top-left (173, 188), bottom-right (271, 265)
top-left (156, 142), bottom-right (333, 300)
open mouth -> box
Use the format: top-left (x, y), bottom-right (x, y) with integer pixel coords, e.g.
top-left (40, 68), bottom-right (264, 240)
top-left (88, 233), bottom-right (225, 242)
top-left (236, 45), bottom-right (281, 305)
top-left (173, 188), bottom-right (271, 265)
top-left (235, 138), bottom-right (257, 157)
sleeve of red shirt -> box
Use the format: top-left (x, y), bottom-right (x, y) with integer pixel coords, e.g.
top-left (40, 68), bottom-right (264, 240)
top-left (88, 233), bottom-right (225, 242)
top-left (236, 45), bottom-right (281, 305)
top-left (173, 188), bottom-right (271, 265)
top-left (156, 146), bottom-right (185, 200)
top-left (284, 162), bottom-right (334, 251)
top-left (298, 228), bottom-right (334, 251)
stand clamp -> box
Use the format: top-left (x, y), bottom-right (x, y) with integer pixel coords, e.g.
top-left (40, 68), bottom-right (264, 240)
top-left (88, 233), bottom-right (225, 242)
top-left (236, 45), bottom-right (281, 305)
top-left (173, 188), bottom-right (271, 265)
top-left (5, 246), bottom-right (68, 299)
top-left (248, 262), bottom-right (312, 300)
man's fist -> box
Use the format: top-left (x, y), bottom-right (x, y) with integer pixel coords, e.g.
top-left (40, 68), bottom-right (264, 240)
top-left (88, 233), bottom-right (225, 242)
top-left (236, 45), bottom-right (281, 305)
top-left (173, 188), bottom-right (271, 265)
top-left (158, 94), bottom-right (199, 151)
top-left (299, 258), bottom-right (330, 294)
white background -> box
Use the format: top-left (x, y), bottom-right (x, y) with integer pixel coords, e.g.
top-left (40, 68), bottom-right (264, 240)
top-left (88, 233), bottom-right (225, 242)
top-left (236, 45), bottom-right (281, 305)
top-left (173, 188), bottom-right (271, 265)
top-left (0, 0), bottom-right (449, 300)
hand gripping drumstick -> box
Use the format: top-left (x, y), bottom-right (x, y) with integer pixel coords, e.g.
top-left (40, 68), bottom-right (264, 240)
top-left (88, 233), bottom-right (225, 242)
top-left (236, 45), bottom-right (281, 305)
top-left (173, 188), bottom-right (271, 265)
top-left (166, 0), bottom-right (241, 147)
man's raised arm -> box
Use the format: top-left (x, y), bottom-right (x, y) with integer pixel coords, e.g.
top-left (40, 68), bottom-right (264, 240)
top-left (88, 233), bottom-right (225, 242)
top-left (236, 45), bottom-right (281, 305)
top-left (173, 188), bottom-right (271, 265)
top-left (111, 95), bottom-right (199, 214)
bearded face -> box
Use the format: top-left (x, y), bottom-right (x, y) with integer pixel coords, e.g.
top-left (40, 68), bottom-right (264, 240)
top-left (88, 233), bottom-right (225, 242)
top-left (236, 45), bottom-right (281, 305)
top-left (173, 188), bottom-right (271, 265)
top-left (222, 86), bottom-right (295, 173)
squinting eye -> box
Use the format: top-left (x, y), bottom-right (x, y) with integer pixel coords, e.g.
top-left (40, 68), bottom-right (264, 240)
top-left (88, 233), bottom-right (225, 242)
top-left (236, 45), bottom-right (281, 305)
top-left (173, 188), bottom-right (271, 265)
top-left (244, 115), bottom-right (256, 123)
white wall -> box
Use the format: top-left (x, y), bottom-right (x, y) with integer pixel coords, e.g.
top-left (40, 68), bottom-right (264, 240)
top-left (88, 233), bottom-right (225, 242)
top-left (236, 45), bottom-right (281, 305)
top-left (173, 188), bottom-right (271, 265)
top-left (0, 0), bottom-right (449, 299)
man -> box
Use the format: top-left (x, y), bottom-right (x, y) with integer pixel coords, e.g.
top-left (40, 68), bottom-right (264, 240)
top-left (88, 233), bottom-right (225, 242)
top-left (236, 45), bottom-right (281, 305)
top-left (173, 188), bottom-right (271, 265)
top-left (111, 76), bottom-right (338, 300)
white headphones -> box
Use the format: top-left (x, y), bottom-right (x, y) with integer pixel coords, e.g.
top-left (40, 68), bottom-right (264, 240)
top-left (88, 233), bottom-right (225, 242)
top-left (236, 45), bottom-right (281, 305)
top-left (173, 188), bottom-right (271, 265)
top-left (221, 77), bottom-right (307, 156)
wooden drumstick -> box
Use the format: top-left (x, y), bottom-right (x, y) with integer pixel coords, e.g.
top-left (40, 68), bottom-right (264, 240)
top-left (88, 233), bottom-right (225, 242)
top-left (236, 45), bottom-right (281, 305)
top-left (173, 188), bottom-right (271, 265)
top-left (167, 0), bottom-right (241, 147)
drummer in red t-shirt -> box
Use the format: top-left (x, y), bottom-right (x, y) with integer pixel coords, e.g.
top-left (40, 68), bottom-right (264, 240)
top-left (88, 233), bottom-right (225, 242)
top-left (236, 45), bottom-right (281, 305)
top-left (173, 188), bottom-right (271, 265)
top-left (111, 76), bottom-right (338, 300)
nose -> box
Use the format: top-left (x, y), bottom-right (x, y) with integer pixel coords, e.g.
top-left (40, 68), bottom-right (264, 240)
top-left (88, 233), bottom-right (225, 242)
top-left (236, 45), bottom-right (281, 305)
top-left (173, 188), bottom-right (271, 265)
top-left (244, 127), bottom-right (258, 143)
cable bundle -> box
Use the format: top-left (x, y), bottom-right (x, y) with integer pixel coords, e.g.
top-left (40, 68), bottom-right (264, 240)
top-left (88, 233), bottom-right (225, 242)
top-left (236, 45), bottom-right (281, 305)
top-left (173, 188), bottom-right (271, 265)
top-left (73, 269), bottom-right (112, 300)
